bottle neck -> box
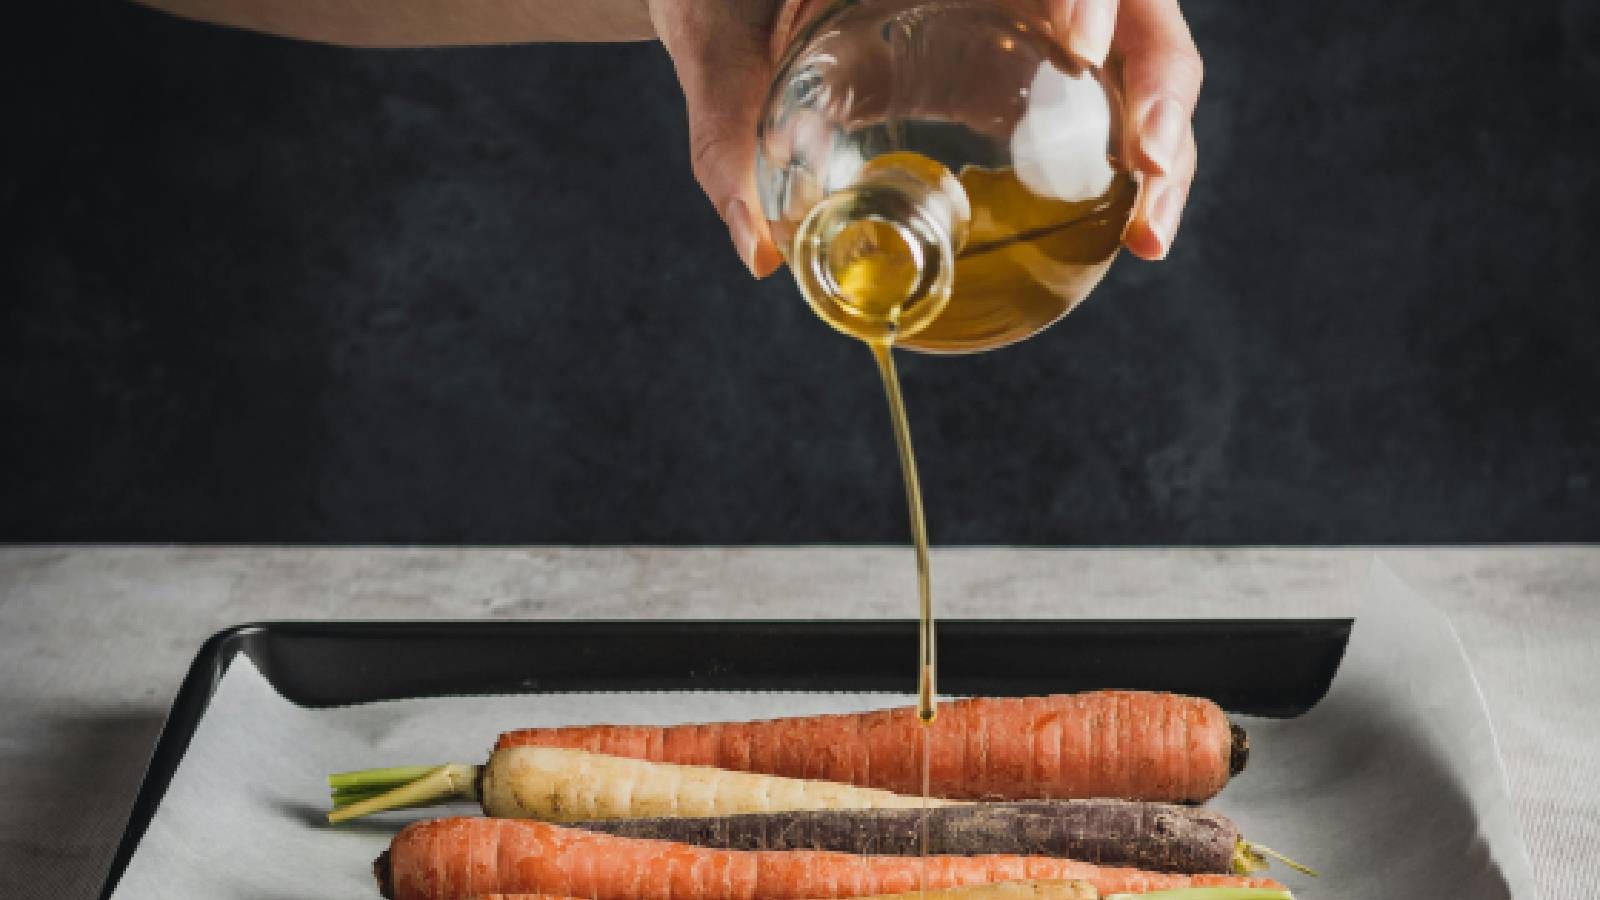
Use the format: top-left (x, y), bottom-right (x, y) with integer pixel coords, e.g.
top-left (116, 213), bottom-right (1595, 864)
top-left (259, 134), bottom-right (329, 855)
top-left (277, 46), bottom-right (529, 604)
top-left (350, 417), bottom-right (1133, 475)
top-left (791, 157), bottom-right (970, 345)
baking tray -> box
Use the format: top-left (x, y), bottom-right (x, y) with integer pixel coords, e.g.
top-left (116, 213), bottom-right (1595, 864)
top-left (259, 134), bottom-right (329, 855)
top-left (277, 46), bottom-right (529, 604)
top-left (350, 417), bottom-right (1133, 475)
top-left (99, 617), bottom-right (1351, 900)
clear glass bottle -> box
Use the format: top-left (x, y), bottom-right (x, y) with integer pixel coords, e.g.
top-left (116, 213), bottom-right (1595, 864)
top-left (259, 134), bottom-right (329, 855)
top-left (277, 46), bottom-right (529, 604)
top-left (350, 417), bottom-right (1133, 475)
top-left (757, 0), bottom-right (1139, 352)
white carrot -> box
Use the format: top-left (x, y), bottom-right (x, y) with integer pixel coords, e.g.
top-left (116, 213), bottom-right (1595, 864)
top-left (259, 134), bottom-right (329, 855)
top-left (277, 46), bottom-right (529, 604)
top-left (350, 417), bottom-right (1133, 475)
top-left (482, 746), bottom-right (955, 821)
top-left (328, 746), bottom-right (957, 824)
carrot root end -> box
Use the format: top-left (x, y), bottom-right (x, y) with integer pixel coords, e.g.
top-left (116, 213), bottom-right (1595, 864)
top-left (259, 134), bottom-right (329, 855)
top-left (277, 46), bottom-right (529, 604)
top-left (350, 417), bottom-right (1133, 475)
top-left (373, 849), bottom-right (394, 900)
top-left (1228, 723), bottom-right (1250, 777)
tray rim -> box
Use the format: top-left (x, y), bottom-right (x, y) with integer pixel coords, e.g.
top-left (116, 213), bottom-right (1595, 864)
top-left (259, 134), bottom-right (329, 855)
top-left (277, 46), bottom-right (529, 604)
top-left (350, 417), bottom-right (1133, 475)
top-left (98, 616), bottom-right (1353, 900)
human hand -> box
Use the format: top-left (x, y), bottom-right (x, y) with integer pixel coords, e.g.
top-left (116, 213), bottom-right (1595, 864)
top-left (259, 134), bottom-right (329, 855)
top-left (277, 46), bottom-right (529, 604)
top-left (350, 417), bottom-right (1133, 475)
top-left (646, 0), bottom-right (788, 278)
top-left (1086, 0), bottom-right (1205, 260)
top-left (647, 0), bottom-right (1204, 277)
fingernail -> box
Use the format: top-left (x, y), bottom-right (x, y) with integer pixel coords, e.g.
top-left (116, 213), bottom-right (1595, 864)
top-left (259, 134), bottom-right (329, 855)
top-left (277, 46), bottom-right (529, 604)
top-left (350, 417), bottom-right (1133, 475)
top-left (1139, 98), bottom-right (1186, 176)
top-left (1067, 0), bottom-right (1114, 67)
top-left (724, 197), bottom-right (760, 277)
top-left (752, 237), bottom-right (784, 278)
top-left (1144, 182), bottom-right (1184, 259)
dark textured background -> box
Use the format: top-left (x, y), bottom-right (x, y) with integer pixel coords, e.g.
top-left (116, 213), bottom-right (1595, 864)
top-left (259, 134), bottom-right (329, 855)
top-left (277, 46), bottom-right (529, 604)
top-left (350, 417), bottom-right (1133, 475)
top-left (4, 2), bottom-right (1598, 544)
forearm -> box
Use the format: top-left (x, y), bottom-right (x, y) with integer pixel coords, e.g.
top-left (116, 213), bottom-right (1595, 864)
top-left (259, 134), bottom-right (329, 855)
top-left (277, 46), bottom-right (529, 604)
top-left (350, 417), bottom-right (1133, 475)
top-left (133, 0), bottom-right (657, 47)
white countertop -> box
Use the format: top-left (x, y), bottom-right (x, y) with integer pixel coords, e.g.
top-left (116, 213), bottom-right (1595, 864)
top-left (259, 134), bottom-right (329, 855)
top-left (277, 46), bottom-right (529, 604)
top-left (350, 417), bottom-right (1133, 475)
top-left (1, 546), bottom-right (1595, 898)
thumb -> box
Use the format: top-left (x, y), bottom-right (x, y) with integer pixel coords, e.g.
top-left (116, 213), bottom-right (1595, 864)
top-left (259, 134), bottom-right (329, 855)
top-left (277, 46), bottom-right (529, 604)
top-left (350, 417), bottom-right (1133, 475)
top-left (652, 1), bottom-right (784, 278)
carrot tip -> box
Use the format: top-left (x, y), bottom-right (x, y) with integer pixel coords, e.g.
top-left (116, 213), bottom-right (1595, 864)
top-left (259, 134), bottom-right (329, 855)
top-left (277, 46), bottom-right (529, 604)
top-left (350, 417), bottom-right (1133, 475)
top-left (373, 849), bottom-right (394, 900)
top-left (1229, 723), bottom-right (1250, 777)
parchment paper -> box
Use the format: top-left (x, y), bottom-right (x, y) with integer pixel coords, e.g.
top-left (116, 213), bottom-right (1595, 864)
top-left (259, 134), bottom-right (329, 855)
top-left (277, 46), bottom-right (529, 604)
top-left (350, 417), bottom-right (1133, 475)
top-left (110, 560), bottom-right (1538, 899)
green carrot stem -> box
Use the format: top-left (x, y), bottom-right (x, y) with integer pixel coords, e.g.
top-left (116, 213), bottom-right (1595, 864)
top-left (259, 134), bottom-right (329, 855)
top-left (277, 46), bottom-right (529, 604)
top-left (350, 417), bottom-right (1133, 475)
top-left (328, 765), bottom-right (439, 792)
top-left (1113, 883), bottom-right (1299, 890)
top-left (330, 785), bottom-right (439, 809)
top-left (330, 790), bottom-right (390, 808)
top-left (330, 778), bottom-right (430, 794)
top-left (331, 782), bottom-right (409, 798)
top-left (332, 794), bottom-right (456, 812)
top-left (1231, 839), bottom-right (1267, 875)
top-left (1246, 842), bottom-right (1320, 877)
top-left (325, 763), bottom-right (481, 824)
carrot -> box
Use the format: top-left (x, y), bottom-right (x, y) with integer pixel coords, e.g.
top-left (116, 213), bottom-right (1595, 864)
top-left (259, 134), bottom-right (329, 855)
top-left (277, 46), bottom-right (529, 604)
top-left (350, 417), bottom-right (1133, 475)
top-left (472, 888), bottom-right (1298, 900)
top-left (495, 691), bottom-right (1246, 803)
top-left (481, 747), bottom-right (950, 821)
top-left (379, 817), bottom-right (1284, 900)
top-left (328, 747), bottom-right (953, 824)
top-left (565, 800), bottom-right (1255, 874)
top-left (476, 881), bottom-right (1098, 900)
top-left (467, 890), bottom-right (585, 896)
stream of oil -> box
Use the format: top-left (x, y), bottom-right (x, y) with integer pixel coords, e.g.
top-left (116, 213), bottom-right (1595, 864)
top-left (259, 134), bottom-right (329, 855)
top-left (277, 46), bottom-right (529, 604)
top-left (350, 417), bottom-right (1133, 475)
top-left (793, 151), bottom-right (1135, 895)
top-left (869, 343), bottom-right (938, 727)
top-left (867, 342), bottom-right (937, 896)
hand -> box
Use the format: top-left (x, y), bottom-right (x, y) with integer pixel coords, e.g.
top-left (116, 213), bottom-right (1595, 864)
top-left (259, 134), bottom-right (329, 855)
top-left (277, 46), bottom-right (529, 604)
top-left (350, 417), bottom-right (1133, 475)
top-left (1084, 0), bottom-right (1204, 260)
top-left (647, 0), bottom-right (789, 278)
top-left (648, 0), bottom-right (1204, 277)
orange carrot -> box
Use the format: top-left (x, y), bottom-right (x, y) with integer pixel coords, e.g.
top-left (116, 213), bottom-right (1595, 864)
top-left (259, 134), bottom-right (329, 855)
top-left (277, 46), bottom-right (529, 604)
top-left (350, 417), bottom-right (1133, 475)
top-left (467, 890), bottom-right (582, 896)
top-left (380, 817), bottom-right (1283, 900)
top-left (495, 691), bottom-right (1245, 803)
top-left (472, 886), bottom-right (1098, 900)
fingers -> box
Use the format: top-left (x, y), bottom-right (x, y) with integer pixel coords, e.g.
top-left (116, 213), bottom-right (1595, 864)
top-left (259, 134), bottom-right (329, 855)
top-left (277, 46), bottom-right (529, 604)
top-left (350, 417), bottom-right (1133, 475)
top-left (1112, 0), bottom-right (1203, 258)
top-left (1116, 2), bottom-right (1202, 178)
top-left (1124, 126), bottom-right (1194, 260)
top-left (1049, 0), bottom-right (1120, 67)
top-left (690, 105), bottom-right (782, 278)
top-left (651, 0), bottom-right (784, 278)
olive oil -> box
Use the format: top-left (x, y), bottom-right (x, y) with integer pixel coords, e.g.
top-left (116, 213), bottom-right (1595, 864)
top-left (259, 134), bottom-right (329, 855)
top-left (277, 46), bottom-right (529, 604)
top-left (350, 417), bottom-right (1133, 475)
top-left (780, 156), bottom-right (1140, 353)
top-left (909, 165), bottom-right (1138, 351)
top-left (868, 341), bottom-right (938, 724)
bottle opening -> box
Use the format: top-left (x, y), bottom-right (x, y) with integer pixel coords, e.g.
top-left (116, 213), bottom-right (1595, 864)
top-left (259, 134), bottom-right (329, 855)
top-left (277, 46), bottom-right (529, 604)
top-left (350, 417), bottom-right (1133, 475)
top-left (792, 157), bottom-right (963, 346)
top-left (824, 216), bottom-right (925, 325)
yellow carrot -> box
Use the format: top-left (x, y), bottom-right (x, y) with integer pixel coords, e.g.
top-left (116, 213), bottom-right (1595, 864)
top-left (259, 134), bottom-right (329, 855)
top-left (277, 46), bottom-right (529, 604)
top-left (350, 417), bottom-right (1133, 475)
top-left (329, 746), bottom-right (956, 824)
top-left (481, 746), bottom-right (955, 821)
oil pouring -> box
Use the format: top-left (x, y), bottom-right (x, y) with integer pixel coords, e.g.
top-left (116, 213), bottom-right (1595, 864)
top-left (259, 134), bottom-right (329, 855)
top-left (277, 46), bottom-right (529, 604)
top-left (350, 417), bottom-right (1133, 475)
top-left (756, 0), bottom-right (1139, 727)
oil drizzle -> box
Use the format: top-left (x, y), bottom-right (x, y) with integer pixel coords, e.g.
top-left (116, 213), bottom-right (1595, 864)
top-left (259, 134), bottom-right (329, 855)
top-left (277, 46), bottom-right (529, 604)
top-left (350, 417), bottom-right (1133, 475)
top-left (869, 343), bottom-right (937, 725)
top-left (870, 341), bottom-right (937, 897)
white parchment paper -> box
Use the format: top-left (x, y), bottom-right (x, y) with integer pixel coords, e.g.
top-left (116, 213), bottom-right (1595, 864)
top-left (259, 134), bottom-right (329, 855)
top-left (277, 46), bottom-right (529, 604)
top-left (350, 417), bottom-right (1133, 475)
top-left (111, 561), bottom-right (1538, 899)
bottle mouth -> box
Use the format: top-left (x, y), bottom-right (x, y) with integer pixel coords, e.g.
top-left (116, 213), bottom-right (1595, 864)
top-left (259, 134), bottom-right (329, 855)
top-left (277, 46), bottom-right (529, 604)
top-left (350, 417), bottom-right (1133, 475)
top-left (792, 176), bottom-right (957, 345)
top-left (819, 216), bottom-right (926, 325)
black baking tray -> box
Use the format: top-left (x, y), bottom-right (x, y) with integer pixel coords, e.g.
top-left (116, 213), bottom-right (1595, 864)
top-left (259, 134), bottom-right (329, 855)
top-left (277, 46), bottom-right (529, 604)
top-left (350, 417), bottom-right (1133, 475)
top-left (99, 618), bottom-right (1352, 899)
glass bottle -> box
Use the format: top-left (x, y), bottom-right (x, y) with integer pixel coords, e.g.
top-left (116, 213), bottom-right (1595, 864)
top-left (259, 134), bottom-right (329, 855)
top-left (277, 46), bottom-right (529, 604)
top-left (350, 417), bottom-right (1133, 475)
top-left (757, 0), bottom-right (1139, 352)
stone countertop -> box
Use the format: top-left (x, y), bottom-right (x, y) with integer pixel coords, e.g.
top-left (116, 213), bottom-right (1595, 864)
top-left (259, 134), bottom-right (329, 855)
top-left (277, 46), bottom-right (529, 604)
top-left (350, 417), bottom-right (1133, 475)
top-left (1, 546), bottom-right (1595, 898)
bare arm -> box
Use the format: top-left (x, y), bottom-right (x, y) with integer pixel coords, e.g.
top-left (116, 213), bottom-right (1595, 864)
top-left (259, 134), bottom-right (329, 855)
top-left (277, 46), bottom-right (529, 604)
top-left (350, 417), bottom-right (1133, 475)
top-left (133, 0), bottom-right (657, 47)
top-left (137, 0), bottom-right (1201, 272)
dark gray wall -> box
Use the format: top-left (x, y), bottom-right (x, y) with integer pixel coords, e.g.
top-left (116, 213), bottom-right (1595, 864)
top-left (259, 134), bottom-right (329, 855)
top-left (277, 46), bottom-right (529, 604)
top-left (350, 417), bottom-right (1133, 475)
top-left (4, 2), bottom-right (1597, 543)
